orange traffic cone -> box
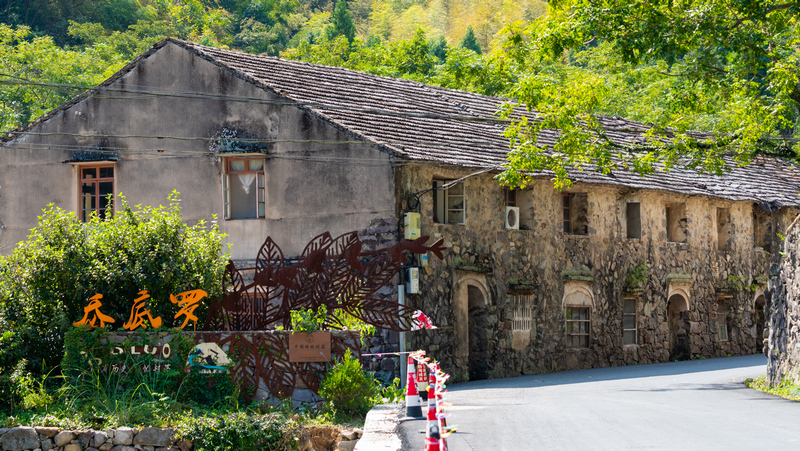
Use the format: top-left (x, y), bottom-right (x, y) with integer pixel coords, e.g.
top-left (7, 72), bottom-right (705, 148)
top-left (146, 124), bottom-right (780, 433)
top-left (402, 357), bottom-right (424, 419)
top-left (425, 372), bottom-right (440, 451)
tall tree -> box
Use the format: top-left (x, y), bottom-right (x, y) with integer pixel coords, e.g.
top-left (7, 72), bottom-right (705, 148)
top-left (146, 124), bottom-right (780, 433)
top-left (496, 1), bottom-right (800, 189)
top-left (328, 0), bottom-right (356, 43)
top-left (459, 25), bottom-right (481, 54)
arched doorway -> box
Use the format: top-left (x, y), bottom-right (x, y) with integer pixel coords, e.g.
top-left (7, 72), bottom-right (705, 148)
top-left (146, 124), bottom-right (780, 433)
top-left (667, 294), bottom-right (690, 360)
top-left (754, 295), bottom-right (766, 352)
top-left (468, 285), bottom-right (488, 380)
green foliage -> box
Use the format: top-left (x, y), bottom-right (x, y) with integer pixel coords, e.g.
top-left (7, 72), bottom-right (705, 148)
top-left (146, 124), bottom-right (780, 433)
top-left (0, 24), bottom-right (125, 130)
top-left (624, 262), bottom-right (648, 291)
top-left (284, 305), bottom-right (375, 346)
top-left (496, 1), bottom-right (800, 189)
top-left (319, 349), bottom-right (379, 419)
top-left (0, 192), bottom-right (228, 377)
top-left (327, 0), bottom-right (356, 43)
top-left (727, 275), bottom-right (757, 292)
top-left (459, 25), bottom-right (481, 54)
top-left (377, 377), bottom-right (404, 404)
top-left (9, 360), bottom-right (55, 411)
top-left (428, 35), bottom-right (447, 64)
top-left (747, 375), bottom-right (800, 401)
top-left (290, 306), bottom-right (328, 332)
top-left (177, 411), bottom-right (293, 450)
top-left (56, 327), bottom-right (238, 425)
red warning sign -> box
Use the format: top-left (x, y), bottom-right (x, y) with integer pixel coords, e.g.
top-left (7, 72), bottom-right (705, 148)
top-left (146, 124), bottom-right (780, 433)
top-left (416, 361), bottom-right (427, 383)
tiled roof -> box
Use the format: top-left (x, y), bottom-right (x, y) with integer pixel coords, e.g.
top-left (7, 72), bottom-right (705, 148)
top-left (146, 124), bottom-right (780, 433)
top-left (8, 38), bottom-right (800, 207)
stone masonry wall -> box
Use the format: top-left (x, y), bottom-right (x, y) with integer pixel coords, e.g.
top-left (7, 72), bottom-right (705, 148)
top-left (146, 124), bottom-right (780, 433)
top-left (0, 426), bottom-right (189, 451)
top-left (767, 215), bottom-right (800, 385)
top-left (397, 166), bottom-right (793, 382)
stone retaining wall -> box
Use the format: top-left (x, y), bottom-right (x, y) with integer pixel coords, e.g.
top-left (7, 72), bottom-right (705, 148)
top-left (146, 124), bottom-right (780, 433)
top-left (0, 427), bottom-right (190, 451)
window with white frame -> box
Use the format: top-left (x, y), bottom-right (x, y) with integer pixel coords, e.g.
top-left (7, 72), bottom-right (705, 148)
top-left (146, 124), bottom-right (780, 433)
top-left (433, 179), bottom-right (465, 224)
top-left (223, 157), bottom-right (265, 219)
top-left (511, 294), bottom-right (533, 331)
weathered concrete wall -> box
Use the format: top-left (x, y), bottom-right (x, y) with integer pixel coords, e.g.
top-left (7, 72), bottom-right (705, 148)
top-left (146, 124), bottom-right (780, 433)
top-left (767, 216), bottom-right (800, 385)
top-left (0, 42), bottom-right (395, 259)
top-left (398, 165), bottom-right (791, 382)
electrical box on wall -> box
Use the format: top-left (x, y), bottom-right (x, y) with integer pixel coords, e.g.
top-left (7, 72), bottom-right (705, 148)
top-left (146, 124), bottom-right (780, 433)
top-left (418, 253), bottom-right (429, 267)
top-left (404, 212), bottom-right (421, 240)
top-left (407, 267), bottom-right (420, 294)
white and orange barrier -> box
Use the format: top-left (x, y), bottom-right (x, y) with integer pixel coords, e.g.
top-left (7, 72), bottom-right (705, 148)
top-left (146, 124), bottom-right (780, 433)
top-left (410, 350), bottom-right (454, 451)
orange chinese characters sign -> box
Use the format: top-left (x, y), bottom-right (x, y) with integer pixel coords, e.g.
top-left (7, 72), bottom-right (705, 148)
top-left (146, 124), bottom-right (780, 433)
top-left (123, 290), bottom-right (163, 331)
top-left (73, 294), bottom-right (115, 329)
top-left (288, 332), bottom-right (332, 363)
top-left (170, 289), bottom-right (207, 330)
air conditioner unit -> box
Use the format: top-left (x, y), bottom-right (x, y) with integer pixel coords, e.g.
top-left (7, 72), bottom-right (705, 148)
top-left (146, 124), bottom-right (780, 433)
top-left (505, 206), bottom-right (520, 230)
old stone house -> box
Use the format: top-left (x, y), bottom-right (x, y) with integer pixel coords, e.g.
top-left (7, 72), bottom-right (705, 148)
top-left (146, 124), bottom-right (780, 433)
top-left (2, 38), bottom-right (799, 383)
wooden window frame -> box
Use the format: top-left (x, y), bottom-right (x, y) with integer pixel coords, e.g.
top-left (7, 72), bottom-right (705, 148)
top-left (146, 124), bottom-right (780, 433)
top-left (623, 297), bottom-right (637, 345)
top-left (78, 163), bottom-right (115, 222)
top-left (433, 179), bottom-right (465, 225)
top-left (505, 187), bottom-right (517, 207)
top-left (223, 157), bottom-right (265, 220)
top-left (718, 324), bottom-right (729, 341)
top-left (562, 193), bottom-right (572, 234)
top-left (566, 306), bottom-right (590, 348)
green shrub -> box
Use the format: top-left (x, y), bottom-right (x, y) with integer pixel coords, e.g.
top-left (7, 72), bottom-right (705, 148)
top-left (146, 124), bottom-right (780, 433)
top-left (177, 411), bottom-right (292, 451)
top-left (0, 192), bottom-right (228, 377)
top-left (319, 349), bottom-right (379, 419)
top-left (181, 365), bottom-right (238, 408)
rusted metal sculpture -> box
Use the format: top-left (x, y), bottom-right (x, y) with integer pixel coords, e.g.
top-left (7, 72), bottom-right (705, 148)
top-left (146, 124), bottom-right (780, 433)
top-left (200, 331), bottom-right (362, 400)
top-left (204, 231), bottom-right (445, 332)
top-left (202, 230), bottom-right (444, 400)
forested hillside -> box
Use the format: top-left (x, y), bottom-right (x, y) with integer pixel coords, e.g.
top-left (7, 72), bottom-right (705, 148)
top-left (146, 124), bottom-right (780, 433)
top-left (1, 1), bottom-right (798, 185)
top-left (0, 0), bottom-right (546, 130)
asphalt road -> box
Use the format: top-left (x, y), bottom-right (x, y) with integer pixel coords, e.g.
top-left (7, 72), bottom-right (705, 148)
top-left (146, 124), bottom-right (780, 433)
top-left (398, 354), bottom-right (800, 450)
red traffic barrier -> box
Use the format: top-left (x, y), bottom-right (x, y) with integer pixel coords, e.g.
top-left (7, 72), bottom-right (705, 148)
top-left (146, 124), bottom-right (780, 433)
top-left (403, 356), bottom-right (424, 419)
top-left (425, 372), bottom-right (440, 451)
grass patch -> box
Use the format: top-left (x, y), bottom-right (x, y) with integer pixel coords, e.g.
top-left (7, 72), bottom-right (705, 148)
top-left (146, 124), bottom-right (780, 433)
top-left (745, 375), bottom-right (800, 401)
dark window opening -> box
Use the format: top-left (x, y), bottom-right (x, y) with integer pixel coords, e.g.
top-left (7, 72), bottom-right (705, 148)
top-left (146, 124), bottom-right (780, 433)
top-left (626, 202), bottom-right (641, 239)
top-left (563, 193), bottom-right (588, 235)
top-left (753, 205), bottom-right (774, 252)
top-left (505, 187), bottom-right (517, 207)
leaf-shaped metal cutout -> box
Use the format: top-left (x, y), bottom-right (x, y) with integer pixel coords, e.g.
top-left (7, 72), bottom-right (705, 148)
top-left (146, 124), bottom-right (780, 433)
top-left (254, 237), bottom-right (285, 286)
top-left (226, 334), bottom-right (261, 403)
top-left (345, 298), bottom-right (419, 331)
top-left (332, 331), bottom-right (362, 360)
top-left (328, 231), bottom-right (360, 259)
top-left (294, 361), bottom-right (325, 393)
top-left (259, 333), bottom-right (295, 398)
top-left (301, 231), bottom-right (333, 260)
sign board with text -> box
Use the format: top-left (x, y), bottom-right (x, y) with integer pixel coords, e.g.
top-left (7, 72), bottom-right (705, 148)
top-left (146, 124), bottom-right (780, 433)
top-left (288, 332), bottom-right (332, 362)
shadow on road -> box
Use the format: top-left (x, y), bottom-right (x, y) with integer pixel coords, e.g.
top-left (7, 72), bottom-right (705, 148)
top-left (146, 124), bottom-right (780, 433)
top-left (447, 354), bottom-right (767, 391)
